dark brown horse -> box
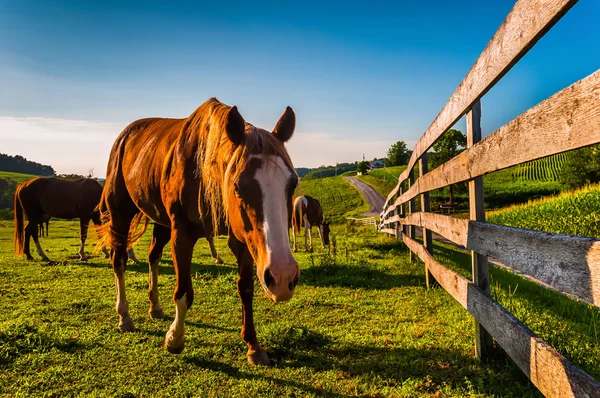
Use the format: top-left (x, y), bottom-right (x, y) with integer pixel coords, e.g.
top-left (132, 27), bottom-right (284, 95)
top-left (97, 98), bottom-right (298, 365)
top-left (291, 195), bottom-right (330, 252)
top-left (14, 177), bottom-right (109, 261)
top-left (38, 214), bottom-right (50, 237)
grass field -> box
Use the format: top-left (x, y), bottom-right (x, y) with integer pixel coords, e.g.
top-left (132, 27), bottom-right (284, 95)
top-left (295, 176), bottom-right (369, 223)
top-left (2, 216), bottom-right (599, 396)
top-left (0, 171), bottom-right (38, 184)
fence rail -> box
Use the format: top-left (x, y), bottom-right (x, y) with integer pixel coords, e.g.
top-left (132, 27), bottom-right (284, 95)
top-left (346, 217), bottom-right (377, 226)
top-left (378, 0), bottom-right (600, 396)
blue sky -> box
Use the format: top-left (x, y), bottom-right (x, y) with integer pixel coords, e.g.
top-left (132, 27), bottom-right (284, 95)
top-left (1, 0), bottom-right (599, 176)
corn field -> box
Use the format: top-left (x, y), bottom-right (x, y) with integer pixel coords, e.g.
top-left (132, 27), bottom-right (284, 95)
top-left (511, 153), bottom-right (567, 182)
top-left (487, 184), bottom-right (600, 239)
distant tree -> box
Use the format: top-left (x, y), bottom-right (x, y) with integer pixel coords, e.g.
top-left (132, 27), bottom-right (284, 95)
top-left (559, 144), bottom-right (600, 188)
top-left (0, 153), bottom-right (54, 176)
top-left (357, 161), bottom-right (369, 174)
top-left (386, 141), bottom-right (411, 167)
top-left (87, 167), bottom-right (95, 178)
top-left (56, 173), bottom-right (86, 181)
top-left (430, 129), bottom-right (467, 207)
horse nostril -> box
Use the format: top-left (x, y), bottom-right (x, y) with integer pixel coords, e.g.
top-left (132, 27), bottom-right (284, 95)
top-left (289, 275), bottom-right (300, 291)
top-left (264, 268), bottom-right (276, 288)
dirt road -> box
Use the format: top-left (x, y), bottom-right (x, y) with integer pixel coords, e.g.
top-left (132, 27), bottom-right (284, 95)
top-left (344, 177), bottom-right (384, 216)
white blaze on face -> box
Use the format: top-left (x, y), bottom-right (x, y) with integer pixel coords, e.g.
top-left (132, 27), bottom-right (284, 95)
top-left (251, 155), bottom-right (295, 267)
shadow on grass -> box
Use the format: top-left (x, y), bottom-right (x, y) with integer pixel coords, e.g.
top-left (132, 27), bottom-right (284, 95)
top-left (184, 325), bottom-right (533, 397)
top-left (301, 263), bottom-right (423, 290)
top-left (79, 258), bottom-right (237, 279)
top-left (0, 324), bottom-right (95, 366)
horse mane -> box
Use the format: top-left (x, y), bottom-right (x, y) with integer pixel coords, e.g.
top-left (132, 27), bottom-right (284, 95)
top-left (191, 98), bottom-right (296, 228)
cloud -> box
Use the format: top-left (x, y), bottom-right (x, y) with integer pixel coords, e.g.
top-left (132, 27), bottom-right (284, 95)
top-left (0, 116), bottom-right (125, 176)
top-left (287, 132), bottom-right (412, 168)
top-left (0, 116), bottom-right (410, 176)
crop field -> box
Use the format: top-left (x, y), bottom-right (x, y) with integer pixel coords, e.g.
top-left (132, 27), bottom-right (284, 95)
top-left (487, 184), bottom-right (600, 239)
top-left (510, 153), bottom-right (567, 182)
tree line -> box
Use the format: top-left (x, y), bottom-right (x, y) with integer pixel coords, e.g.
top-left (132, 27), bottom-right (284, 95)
top-left (0, 153), bottom-right (55, 176)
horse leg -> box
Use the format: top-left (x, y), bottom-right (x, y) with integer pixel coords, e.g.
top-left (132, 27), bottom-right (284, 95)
top-left (111, 217), bottom-right (136, 332)
top-left (164, 225), bottom-right (198, 354)
top-left (78, 218), bottom-right (90, 261)
top-left (29, 221), bottom-right (50, 261)
top-left (303, 216), bottom-right (310, 251)
top-left (208, 236), bottom-right (224, 264)
top-left (229, 235), bottom-right (269, 365)
top-left (318, 225), bottom-right (325, 248)
top-left (45, 220), bottom-right (49, 237)
top-left (148, 224), bottom-right (170, 319)
top-left (292, 225), bottom-right (297, 253)
top-left (23, 221), bottom-right (35, 261)
top-left (127, 248), bottom-right (139, 264)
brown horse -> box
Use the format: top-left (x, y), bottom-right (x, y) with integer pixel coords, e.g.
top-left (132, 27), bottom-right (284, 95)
top-left (14, 177), bottom-right (109, 261)
top-left (38, 214), bottom-right (50, 237)
top-left (291, 195), bottom-right (330, 252)
top-left (97, 98), bottom-right (298, 365)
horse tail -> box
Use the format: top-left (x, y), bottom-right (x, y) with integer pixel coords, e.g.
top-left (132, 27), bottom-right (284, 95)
top-left (94, 199), bottom-right (149, 253)
top-left (126, 212), bottom-right (149, 250)
top-left (13, 185), bottom-right (25, 256)
top-left (293, 198), bottom-right (303, 234)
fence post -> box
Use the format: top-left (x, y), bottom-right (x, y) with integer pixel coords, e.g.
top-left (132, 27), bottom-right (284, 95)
top-left (467, 100), bottom-right (494, 360)
top-left (408, 167), bottom-right (416, 263)
top-left (419, 153), bottom-right (435, 287)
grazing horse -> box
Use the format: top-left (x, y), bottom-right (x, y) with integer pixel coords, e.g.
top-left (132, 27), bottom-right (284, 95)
top-left (38, 214), bottom-right (50, 237)
top-left (97, 98), bottom-right (299, 365)
top-left (291, 195), bottom-right (330, 252)
top-left (14, 177), bottom-right (109, 261)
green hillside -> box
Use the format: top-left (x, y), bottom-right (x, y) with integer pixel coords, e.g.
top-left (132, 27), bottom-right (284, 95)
top-left (294, 175), bottom-right (368, 223)
top-left (0, 171), bottom-right (38, 184)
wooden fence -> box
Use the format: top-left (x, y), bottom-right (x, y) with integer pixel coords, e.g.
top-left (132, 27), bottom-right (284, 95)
top-left (377, 0), bottom-right (600, 396)
top-left (346, 216), bottom-right (378, 226)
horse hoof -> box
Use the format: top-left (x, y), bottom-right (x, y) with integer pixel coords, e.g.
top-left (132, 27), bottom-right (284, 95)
top-left (118, 316), bottom-right (135, 332)
top-left (164, 334), bottom-right (185, 354)
top-left (149, 307), bottom-right (165, 319)
top-left (215, 257), bottom-right (224, 265)
top-left (247, 350), bottom-right (270, 366)
top-left (80, 256), bottom-right (88, 262)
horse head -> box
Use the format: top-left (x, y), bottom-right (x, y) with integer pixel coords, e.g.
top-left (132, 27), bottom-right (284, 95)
top-left (223, 106), bottom-right (300, 302)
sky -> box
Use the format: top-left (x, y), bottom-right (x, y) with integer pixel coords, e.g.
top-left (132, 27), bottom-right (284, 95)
top-left (1, 0), bottom-right (599, 177)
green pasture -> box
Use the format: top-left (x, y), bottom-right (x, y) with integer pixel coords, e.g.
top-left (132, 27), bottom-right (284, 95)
top-left (0, 171), bottom-right (38, 184)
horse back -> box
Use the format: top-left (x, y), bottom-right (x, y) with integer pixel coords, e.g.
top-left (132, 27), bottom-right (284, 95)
top-left (109, 117), bottom-right (201, 227)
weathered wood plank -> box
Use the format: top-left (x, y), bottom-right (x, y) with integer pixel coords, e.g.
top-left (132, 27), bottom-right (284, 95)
top-left (468, 222), bottom-right (600, 307)
top-left (408, 168), bottom-right (416, 263)
top-left (386, 211), bottom-right (600, 306)
top-left (419, 153), bottom-right (435, 288)
top-left (383, 69), bottom-right (600, 218)
top-left (382, 0), bottom-right (578, 209)
top-left (380, 228), bottom-right (397, 236)
top-left (467, 101), bottom-right (493, 359)
top-left (403, 234), bottom-right (600, 397)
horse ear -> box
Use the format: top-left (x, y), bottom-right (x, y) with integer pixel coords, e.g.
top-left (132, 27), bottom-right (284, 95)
top-left (272, 106), bottom-right (295, 143)
top-left (226, 106), bottom-right (246, 146)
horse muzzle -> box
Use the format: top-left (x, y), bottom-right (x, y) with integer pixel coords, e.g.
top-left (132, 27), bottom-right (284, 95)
top-left (259, 264), bottom-right (300, 302)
